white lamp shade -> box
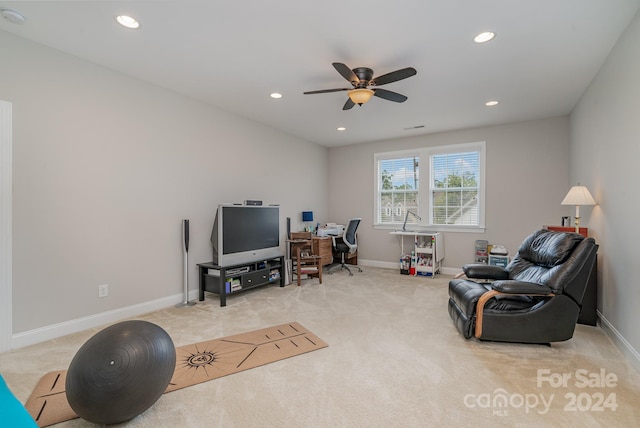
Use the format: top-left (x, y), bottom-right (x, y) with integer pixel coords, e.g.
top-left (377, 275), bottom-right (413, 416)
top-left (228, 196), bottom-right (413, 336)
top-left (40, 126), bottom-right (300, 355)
top-left (561, 185), bottom-right (596, 206)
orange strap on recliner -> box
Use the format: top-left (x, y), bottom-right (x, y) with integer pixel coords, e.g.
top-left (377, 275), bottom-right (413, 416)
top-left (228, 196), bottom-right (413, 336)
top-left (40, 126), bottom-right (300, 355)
top-left (474, 290), bottom-right (555, 338)
top-left (475, 290), bottom-right (500, 338)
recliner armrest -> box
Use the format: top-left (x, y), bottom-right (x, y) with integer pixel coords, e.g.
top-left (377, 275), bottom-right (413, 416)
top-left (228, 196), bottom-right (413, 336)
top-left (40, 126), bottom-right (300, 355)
top-left (492, 280), bottom-right (554, 295)
top-left (462, 264), bottom-right (509, 280)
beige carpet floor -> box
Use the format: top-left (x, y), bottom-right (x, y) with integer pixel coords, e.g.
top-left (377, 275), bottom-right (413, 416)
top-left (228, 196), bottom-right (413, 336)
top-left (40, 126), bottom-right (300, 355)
top-left (1, 267), bottom-right (639, 427)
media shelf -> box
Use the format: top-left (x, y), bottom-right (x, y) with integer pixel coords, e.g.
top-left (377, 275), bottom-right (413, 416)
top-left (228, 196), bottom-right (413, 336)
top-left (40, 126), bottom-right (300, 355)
top-left (198, 256), bottom-right (284, 307)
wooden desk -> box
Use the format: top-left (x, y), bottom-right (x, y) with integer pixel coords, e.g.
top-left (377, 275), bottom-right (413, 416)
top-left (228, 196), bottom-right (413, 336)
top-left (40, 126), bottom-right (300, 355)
top-left (313, 236), bottom-right (333, 266)
top-left (289, 233), bottom-right (333, 267)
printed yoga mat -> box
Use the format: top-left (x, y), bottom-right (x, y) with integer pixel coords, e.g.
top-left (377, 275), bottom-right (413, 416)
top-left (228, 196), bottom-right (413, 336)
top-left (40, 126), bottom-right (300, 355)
top-left (24, 322), bottom-right (328, 427)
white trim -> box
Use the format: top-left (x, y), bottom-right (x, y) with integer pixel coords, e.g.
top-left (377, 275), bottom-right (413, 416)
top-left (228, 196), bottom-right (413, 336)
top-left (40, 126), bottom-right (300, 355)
top-left (0, 101), bottom-right (12, 353)
top-left (373, 224), bottom-right (486, 234)
top-left (597, 310), bottom-right (640, 374)
top-left (374, 147), bottom-right (421, 161)
top-left (358, 259), bottom-right (460, 276)
top-left (11, 290), bottom-right (199, 350)
top-left (360, 259), bottom-right (399, 270)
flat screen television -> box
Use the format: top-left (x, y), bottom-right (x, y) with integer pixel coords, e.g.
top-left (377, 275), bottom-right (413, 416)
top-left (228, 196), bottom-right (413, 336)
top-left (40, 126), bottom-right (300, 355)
top-left (210, 204), bottom-right (281, 266)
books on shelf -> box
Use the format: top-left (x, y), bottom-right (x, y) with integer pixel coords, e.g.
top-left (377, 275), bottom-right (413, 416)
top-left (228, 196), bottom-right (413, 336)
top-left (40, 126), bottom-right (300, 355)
top-left (226, 277), bottom-right (241, 292)
top-left (269, 269), bottom-right (281, 281)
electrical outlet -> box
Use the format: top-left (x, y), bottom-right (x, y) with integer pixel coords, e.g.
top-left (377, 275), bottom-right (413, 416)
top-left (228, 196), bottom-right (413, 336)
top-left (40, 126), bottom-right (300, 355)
top-left (98, 284), bottom-right (109, 298)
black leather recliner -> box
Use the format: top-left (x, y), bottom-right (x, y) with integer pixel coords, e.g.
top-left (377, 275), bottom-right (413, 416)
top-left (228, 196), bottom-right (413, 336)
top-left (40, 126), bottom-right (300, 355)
top-left (448, 229), bottom-right (598, 343)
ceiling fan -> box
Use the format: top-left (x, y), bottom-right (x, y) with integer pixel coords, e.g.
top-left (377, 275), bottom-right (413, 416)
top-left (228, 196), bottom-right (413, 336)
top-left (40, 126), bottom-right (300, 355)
top-left (304, 62), bottom-right (417, 110)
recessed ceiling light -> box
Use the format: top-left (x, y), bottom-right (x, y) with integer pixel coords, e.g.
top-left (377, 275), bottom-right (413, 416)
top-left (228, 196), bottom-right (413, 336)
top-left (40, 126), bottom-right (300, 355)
top-left (337, 127), bottom-right (346, 131)
top-left (485, 100), bottom-right (499, 106)
top-left (474, 31), bottom-right (495, 43)
top-left (1, 8), bottom-right (26, 25)
top-left (116, 15), bottom-right (140, 29)
top-left (270, 93), bottom-right (283, 99)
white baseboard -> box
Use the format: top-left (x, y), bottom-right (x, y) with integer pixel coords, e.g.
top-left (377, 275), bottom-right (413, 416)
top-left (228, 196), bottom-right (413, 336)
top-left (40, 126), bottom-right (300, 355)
top-left (597, 310), bottom-right (640, 373)
top-left (11, 290), bottom-right (199, 350)
top-left (359, 259), bottom-right (459, 276)
top-left (359, 259), bottom-right (397, 269)
top-left (9, 261), bottom-right (452, 350)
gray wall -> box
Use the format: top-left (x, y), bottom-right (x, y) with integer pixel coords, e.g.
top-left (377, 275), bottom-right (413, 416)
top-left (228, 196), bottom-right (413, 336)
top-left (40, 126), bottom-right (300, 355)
top-left (327, 116), bottom-right (571, 270)
top-left (3, 7), bottom-right (640, 371)
top-left (1, 31), bottom-right (328, 335)
top-left (570, 10), bottom-right (640, 368)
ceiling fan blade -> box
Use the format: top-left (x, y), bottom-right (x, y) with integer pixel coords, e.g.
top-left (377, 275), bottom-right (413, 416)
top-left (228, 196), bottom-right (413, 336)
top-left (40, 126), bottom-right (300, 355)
top-left (303, 88), bottom-right (350, 95)
top-left (343, 98), bottom-right (355, 110)
top-left (333, 62), bottom-right (359, 85)
top-left (371, 67), bottom-right (417, 86)
top-left (373, 88), bottom-right (408, 103)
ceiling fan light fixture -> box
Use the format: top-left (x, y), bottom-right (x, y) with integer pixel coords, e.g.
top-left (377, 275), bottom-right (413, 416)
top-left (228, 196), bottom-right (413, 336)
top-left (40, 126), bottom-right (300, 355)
top-left (348, 88), bottom-right (374, 105)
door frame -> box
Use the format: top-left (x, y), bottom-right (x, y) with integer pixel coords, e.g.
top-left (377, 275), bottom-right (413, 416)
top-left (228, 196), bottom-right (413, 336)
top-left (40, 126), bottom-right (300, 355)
top-left (1, 100), bottom-right (12, 352)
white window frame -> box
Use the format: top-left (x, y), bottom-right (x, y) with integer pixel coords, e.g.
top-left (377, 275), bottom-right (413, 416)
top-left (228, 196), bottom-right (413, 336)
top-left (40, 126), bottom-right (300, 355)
top-left (374, 141), bottom-right (486, 233)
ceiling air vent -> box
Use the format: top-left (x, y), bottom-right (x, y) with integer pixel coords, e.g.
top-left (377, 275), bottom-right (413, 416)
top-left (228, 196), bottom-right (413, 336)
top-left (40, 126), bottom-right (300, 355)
top-left (403, 125), bottom-right (425, 131)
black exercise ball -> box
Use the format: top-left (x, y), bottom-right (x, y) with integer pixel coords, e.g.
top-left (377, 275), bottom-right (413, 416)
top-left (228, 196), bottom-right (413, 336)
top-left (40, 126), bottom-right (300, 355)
top-left (65, 320), bottom-right (176, 425)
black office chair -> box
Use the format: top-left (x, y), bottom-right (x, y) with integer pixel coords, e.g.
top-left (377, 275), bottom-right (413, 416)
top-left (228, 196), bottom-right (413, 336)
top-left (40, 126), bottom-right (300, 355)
top-left (329, 218), bottom-right (363, 276)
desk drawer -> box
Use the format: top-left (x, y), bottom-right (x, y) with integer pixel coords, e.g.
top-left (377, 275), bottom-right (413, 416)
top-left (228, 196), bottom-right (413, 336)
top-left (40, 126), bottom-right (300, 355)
top-left (314, 237), bottom-right (333, 266)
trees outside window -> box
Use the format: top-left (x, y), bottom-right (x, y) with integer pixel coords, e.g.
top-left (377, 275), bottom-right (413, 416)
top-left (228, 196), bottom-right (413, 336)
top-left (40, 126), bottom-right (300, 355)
top-left (375, 142), bottom-right (485, 231)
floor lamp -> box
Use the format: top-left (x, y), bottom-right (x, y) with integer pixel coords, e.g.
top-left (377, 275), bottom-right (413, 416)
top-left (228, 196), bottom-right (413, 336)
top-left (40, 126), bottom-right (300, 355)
top-left (561, 184), bottom-right (596, 233)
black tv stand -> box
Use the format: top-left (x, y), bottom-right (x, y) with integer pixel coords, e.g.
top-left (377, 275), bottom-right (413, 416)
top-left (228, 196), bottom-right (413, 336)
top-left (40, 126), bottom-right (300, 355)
top-left (197, 256), bottom-right (284, 306)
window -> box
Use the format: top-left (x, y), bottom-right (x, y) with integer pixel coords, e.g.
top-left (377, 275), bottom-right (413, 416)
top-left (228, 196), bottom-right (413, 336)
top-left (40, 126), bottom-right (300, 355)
top-left (431, 150), bottom-right (480, 226)
top-left (378, 155), bottom-right (419, 224)
top-left (374, 142), bottom-right (485, 231)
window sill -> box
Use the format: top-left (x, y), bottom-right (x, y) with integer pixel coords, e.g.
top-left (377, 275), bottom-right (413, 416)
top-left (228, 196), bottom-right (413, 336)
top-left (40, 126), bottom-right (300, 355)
top-left (374, 224), bottom-right (486, 234)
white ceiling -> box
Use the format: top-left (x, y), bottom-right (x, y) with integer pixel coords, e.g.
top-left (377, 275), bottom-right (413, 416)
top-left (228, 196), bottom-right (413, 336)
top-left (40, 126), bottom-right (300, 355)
top-left (1, 1), bottom-right (638, 147)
